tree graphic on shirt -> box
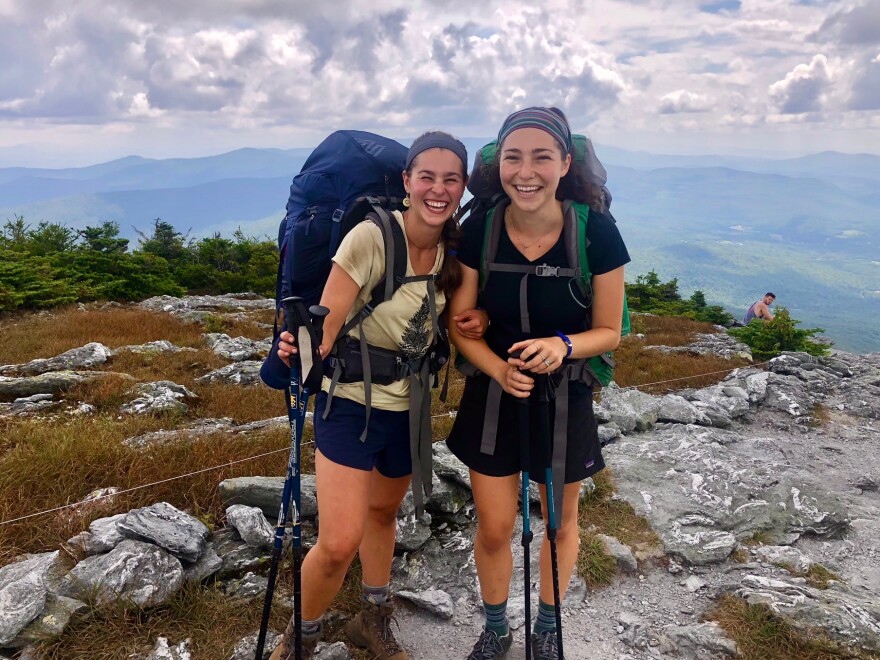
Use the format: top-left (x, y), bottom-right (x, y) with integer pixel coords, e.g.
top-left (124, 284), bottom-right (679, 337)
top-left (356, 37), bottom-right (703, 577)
top-left (399, 294), bottom-right (431, 360)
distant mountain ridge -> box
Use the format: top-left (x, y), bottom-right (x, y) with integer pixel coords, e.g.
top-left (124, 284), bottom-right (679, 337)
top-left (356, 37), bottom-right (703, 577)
top-left (0, 144), bottom-right (877, 352)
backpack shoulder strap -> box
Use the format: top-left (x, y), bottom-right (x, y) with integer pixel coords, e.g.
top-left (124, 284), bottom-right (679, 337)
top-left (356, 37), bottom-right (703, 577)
top-left (479, 198), bottom-right (509, 292)
top-left (563, 200), bottom-right (592, 301)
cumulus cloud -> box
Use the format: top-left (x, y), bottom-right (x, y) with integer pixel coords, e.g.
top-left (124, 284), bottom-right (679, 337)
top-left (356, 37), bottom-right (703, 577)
top-left (813, 0), bottom-right (880, 46)
top-left (658, 89), bottom-right (714, 113)
top-left (769, 54), bottom-right (833, 113)
top-left (0, 0), bottom-right (878, 156)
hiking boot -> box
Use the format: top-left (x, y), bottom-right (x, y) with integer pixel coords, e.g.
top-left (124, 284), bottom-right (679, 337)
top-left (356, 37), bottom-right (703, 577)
top-left (531, 630), bottom-right (564, 659)
top-left (344, 600), bottom-right (408, 659)
top-left (466, 627), bottom-right (512, 659)
top-left (268, 619), bottom-right (320, 660)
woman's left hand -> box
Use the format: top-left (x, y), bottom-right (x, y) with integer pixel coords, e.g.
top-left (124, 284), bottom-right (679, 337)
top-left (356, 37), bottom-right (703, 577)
top-left (508, 336), bottom-right (567, 374)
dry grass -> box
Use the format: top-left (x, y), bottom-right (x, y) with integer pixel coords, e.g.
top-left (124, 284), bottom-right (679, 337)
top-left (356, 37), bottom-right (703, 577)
top-left (0, 416), bottom-right (312, 565)
top-left (614, 314), bottom-right (753, 395)
top-left (775, 562), bottom-right (843, 590)
top-left (36, 581), bottom-right (294, 660)
top-left (579, 470), bottom-right (661, 552)
top-left (576, 469), bottom-right (662, 587)
top-left (741, 530), bottom-right (775, 547)
top-left (0, 307), bottom-right (208, 364)
top-left (809, 403), bottom-right (833, 428)
top-left (708, 595), bottom-right (877, 660)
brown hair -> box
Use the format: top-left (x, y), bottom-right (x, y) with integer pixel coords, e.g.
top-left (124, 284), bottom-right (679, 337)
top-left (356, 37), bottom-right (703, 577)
top-left (405, 131), bottom-right (466, 295)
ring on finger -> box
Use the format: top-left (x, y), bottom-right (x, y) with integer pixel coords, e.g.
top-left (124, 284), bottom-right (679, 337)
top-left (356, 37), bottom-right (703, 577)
top-left (543, 357), bottom-right (552, 367)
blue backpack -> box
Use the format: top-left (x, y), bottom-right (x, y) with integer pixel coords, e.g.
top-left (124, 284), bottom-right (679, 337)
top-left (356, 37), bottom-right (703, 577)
top-left (275, 130), bottom-right (409, 314)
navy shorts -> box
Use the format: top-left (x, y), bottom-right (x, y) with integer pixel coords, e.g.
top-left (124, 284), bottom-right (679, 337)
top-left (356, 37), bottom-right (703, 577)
top-left (314, 392), bottom-right (412, 479)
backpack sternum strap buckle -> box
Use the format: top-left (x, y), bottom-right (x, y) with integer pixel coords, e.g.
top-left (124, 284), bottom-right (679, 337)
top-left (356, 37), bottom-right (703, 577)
top-left (535, 264), bottom-right (559, 277)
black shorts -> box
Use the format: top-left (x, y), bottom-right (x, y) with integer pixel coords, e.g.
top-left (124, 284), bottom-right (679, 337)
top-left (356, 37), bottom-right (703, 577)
top-left (446, 375), bottom-right (604, 483)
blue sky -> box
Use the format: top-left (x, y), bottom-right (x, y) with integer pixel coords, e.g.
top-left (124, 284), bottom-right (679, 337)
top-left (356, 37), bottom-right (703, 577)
top-left (1, 0), bottom-right (879, 166)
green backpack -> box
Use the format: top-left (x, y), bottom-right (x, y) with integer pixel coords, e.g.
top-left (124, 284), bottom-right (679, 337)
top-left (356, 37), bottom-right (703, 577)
top-left (462, 135), bottom-right (630, 387)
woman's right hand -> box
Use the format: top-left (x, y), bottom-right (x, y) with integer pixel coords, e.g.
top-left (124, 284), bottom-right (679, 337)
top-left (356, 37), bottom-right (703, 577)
top-left (496, 363), bottom-right (534, 398)
top-left (276, 330), bottom-right (298, 368)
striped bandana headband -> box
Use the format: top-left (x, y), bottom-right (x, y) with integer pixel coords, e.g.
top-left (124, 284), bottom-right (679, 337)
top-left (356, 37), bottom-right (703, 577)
top-left (497, 107), bottom-right (573, 153)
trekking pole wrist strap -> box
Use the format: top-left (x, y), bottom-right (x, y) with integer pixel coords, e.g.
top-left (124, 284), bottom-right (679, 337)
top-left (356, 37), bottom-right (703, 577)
top-left (555, 331), bottom-right (573, 358)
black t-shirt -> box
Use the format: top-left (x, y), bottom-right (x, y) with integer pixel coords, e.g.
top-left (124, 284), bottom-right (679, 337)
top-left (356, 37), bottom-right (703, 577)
top-left (458, 204), bottom-right (630, 360)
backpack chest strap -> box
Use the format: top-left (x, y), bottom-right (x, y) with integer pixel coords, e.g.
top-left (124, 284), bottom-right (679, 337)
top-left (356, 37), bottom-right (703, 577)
top-left (485, 262), bottom-right (578, 334)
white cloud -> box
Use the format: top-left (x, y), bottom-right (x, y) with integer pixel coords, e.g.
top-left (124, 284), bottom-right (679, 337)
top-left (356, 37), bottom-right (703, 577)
top-left (658, 89), bottom-right (714, 113)
top-left (769, 54), bottom-right (833, 114)
top-left (0, 0), bottom-right (878, 158)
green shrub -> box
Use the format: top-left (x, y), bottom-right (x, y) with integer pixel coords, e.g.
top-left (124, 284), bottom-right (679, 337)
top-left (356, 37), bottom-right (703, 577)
top-left (728, 308), bottom-right (830, 360)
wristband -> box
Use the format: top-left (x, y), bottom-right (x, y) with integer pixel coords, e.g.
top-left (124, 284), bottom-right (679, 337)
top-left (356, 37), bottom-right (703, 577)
top-left (555, 331), bottom-right (573, 358)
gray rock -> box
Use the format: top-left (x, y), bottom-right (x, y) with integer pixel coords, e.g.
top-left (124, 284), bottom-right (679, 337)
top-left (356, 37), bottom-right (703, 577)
top-left (657, 394), bottom-right (709, 425)
top-left (603, 424), bottom-right (848, 565)
top-left (219, 475), bottom-right (318, 519)
top-left (597, 422), bottom-right (622, 445)
top-left (118, 502), bottom-right (210, 562)
top-left (139, 293), bottom-right (274, 316)
top-left (184, 545), bottom-right (222, 584)
top-left (762, 372), bottom-right (815, 417)
top-left (5, 594), bottom-right (89, 648)
top-left (0, 550), bottom-right (67, 646)
top-left (315, 642), bottom-right (351, 660)
top-left (395, 513), bottom-right (432, 552)
top-left (226, 505), bottom-right (274, 548)
top-left (596, 534), bottom-right (638, 574)
top-left (657, 621), bottom-right (738, 657)
top-left (120, 381), bottom-right (198, 415)
top-left (855, 475), bottom-right (878, 492)
top-left (752, 545), bottom-right (814, 572)
top-left (0, 370), bottom-right (131, 397)
top-left (0, 342), bottom-right (112, 376)
top-left (221, 571), bottom-right (268, 600)
top-left (0, 393), bottom-right (60, 417)
top-left (61, 539), bottom-right (183, 607)
top-left (733, 574), bottom-right (880, 651)
top-left (396, 589), bottom-right (454, 619)
top-left (210, 528), bottom-right (269, 578)
top-left (684, 575), bottom-right (707, 592)
top-left (0, 573), bottom-right (46, 647)
top-left (432, 443), bottom-right (471, 489)
top-left (205, 333), bottom-right (272, 362)
top-left (136, 636), bottom-right (192, 659)
top-left (649, 333), bottom-right (752, 361)
top-left (124, 418), bottom-right (234, 448)
top-left (196, 361), bottom-right (264, 386)
top-left (616, 611), bottom-right (651, 649)
top-left (83, 513), bottom-right (126, 553)
top-left (229, 630), bottom-right (282, 660)
top-left (425, 474), bottom-right (471, 514)
top-left (599, 386), bottom-right (662, 433)
top-left (113, 340), bottom-right (196, 355)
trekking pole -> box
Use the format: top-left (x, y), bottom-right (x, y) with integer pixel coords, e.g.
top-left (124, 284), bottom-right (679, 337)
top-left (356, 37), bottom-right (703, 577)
top-left (255, 297), bottom-right (328, 660)
top-left (535, 373), bottom-right (564, 658)
top-left (520, 404), bottom-right (534, 660)
top-left (514, 352), bottom-right (534, 660)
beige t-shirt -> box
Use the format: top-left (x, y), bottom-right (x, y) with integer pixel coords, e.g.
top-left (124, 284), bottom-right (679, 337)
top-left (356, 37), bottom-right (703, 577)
top-left (323, 210), bottom-right (446, 411)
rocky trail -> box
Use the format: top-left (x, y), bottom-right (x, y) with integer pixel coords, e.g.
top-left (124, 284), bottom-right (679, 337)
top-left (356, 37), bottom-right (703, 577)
top-left (1, 295), bottom-right (878, 659)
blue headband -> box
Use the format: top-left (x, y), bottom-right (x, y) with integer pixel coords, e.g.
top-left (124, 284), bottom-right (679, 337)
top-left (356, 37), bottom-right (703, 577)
top-left (497, 107), bottom-right (573, 153)
top-left (405, 133), bottom-right (468, 173)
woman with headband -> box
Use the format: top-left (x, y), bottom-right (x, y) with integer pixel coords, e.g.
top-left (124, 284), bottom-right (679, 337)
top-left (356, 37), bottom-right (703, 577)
top-left (269, 132), bottom-right (474, 660)
top-left (447, 107), bottom-right (629, 659)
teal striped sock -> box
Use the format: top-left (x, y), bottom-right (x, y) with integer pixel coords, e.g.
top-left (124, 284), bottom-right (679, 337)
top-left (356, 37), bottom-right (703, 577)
top-left (484, 599), bottom-right (509, 637)
top-left (533, 599), bottom-right (557, 634)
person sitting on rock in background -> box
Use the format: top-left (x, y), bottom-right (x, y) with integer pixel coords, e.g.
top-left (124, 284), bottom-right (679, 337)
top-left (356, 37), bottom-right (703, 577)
top-left (266, 132), bottom-right (483, 660)
top-left (446, 106), bottom-right (630, 660)
top-left (743, 292), bottom-right (775, 323)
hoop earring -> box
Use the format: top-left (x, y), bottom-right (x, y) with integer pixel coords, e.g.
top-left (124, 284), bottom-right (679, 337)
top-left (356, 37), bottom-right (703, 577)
top-left (402, 194), bottom-right (411, 208)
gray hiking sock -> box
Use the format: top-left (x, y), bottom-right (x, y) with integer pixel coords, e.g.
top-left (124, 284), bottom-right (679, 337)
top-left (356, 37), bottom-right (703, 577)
top-left (302, 616), bottom-right (323, 637)
top-left (361, 581), bottom-right (391, 605)
top-left (533, 599), bottom-right (556, 634)
top-left (484, 599), bottom-right (510, 636)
